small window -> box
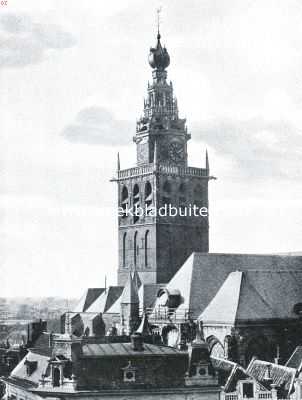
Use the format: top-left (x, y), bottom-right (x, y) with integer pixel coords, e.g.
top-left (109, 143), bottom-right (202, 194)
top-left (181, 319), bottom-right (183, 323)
top-left (122, 361), bottom-right (137, 383)
top-left (199, 368), bottom-right (206, 376)
top-left (24, 360), bottom-right (37, 376)
top-left (293, 303), bottom-right (302, 315)
top-left (242, 382), bottom-right (254, 398)
top-left (53, 367), bottom-right (61, 387)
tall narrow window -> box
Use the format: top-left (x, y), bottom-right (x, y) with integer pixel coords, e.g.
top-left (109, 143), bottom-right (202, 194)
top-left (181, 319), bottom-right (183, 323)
top-left (123, 232), bottom-right (127, 268)
top-left (121, 186), bottom-right (129, 218)
top-left (162, 180), bottom-right (172, 206)
top-left (134, 231), bottom-right (138, 267)
top-left (194, 184), bottom-right (203, 209)
top-left (145, 230), bottom-right (149, 267)
top-left (133, 184), bottom-right (140, 223)
top-left (179, 183), bottom-right (186, 211)
top-left (145, 182), bottom-right (152, 215)
top-left (53, 368), bottom-right (60, 387)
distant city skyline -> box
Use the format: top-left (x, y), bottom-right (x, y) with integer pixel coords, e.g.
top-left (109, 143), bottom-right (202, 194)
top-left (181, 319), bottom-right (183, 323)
top-left (1, 0), bottom-right (302, 297)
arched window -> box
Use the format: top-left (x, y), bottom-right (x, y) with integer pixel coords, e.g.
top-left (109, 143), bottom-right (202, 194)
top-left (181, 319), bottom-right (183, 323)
top-left (145, 182), bottom-right (152, 215)
top-left (162, 180), bottom-right (171, 205)
top-left (134, 231), bottom-right (138, 267)
top-left (145, 230), bottom-right (149, 267)
top-left (194, 184), bottom-right (203, 208)
top-left (123, 232), bottom-right (127, 268)
top-left (121, 186), bottom-right (129, 218)
top-left (133, 184), bottom-right (140, 223)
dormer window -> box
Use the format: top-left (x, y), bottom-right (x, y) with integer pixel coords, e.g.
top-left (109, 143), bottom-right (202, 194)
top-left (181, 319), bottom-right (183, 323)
top-left (122, 361), bottom-right (137, 383)
top-left (293, 302), bottom-right (302, 315)
top-left (24, 359), bottom-right (38, 376)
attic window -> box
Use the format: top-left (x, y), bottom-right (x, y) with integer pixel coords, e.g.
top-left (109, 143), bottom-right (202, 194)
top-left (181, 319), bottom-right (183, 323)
top-left (293, 303), bottom-right (302, 315)
top-left (122, 361), bottom-right (137, 383)
top-left (24, 360), bottom-right (38, 376)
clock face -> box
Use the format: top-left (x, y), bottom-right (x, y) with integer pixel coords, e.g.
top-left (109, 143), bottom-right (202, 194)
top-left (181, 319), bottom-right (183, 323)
top-left (168, 141), bottom-right (184, 162)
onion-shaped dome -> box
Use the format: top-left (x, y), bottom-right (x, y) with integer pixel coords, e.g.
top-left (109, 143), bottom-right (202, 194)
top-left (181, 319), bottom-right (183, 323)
top-left (148, 33), bottom-right (170, 70)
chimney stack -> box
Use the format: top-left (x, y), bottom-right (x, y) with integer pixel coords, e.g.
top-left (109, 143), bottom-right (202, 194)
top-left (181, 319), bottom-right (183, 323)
top-left (131, 332), bottom-right (144, 351)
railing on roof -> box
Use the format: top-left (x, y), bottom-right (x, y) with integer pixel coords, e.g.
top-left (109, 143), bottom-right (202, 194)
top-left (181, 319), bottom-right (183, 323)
top-left (224, 394), bottom-right (238, 400)
top-left (115, 164), bottom-right (209, 181)
top-left (143, 307), bottom-right (193, 323)
top-left (223, 392), bottom-right (273, 400)
top-left (258, 392), bottom-right (272, 399)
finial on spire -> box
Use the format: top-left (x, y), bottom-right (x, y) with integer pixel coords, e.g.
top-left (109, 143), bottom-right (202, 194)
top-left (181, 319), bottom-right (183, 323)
top-left (117, 152), bottom-right (120, 171)
top-left (206, 149), bottom-right (209, 172)
top-left (148, 6), bottom-right (170, 71)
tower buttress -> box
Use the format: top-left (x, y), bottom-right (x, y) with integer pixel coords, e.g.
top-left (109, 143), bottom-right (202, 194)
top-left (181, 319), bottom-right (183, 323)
top-left (120, 273), bottom-right (139, 335)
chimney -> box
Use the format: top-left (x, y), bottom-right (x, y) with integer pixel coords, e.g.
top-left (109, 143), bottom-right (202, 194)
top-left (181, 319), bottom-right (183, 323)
top-left (131, 333), bottom-right (144, 351)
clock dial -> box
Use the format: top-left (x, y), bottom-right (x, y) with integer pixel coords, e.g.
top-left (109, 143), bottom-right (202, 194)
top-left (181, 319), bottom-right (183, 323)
top-left (168, 141), bottom-right (184, 162)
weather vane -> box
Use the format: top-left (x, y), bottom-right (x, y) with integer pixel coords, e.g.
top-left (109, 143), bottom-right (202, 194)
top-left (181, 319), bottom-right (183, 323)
top-left (156, 6), bottom-right (162, 35)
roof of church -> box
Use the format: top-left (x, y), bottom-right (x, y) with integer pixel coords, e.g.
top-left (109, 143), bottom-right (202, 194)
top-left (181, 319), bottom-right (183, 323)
top-left (286, 346), bottom-right (302, 372)
top-left (158, 252), bottom-right (302, 319)
top-left (198, 271), bottom-right (242, 324)
top-left (73, 288), bottom-right (105, 312)
top-left (138, 283), bottom-right (164, 309)
top-left (86, 286), bottom-right (124, 313)
top-left (105, 282), bottom-right (163, 314)
top-left (199, 270), bottom-right (302, 323)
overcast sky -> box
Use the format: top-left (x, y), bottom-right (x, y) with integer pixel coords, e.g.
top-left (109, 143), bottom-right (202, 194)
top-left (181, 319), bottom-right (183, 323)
top-left (1, 0), bottom-right (302, 298)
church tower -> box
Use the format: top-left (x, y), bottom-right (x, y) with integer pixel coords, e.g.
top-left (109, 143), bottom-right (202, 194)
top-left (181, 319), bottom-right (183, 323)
top-left (114, 29), bottom-right (213, 286)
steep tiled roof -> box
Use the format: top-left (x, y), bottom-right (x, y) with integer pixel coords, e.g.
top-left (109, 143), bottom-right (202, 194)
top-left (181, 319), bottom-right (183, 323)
top-left (157, 252), bottom-right (302, 319)
top-left (73, 288), bottom-right (105, 312)
top-left (10, 350), bottom-right (49, 386)
top-left (199, 271), bottom-right (242, 324)
top-left (199, 270), bottom-right (302, 323)
top-left (86, 286), bottom-right (124, 313)
top-left (246, 359), bottom-right (296, 397)
top-left (286, 346), bottom-right (302, 372)
top-left (138, 283), bottom-right (164, 309)
top-left (210, 356), bottom-right (249, 391)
